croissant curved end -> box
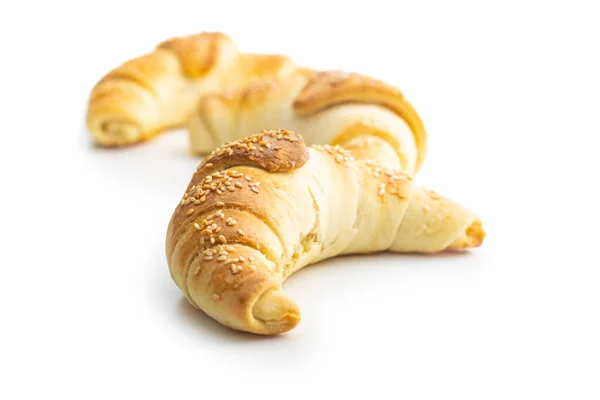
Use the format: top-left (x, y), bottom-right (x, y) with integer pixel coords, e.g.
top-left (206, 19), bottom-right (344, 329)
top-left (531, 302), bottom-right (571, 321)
top-left (449, 218), bottom-right (486, 249)
top-left (252, 289), bottom-right (301, 333)
top-left (88, 117), bottom-right (144, 147)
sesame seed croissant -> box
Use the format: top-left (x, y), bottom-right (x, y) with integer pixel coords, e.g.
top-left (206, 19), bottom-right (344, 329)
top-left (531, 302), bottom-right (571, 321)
top-left (166, 130), bottom-right (485, 335)
top-left (87, 32), bottom-right (297, 147)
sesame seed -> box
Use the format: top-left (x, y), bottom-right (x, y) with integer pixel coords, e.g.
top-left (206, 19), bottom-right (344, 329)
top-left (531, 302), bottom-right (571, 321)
top-left (206, 163), bottom-right (214, 167)
top-left (251, 187), bottom-right (259, 193)
top-left (194, 266), bottom-right (201, 276)
top-left (227, 219), bottom-right (236, 226)
top-left (200, 237), bottom-right (205, 245)
top-left (237, 229), bottom-right (245, 236)
top-left (217, 255), bottom-right (227, 261)
top-left (226, 217), bottom-right (232, 223)
top-left (218, 235), bottom-right (227, 243)
top-left (186, 208), bottom-right (195, 215)
top-left (245, 176), bottom-right (252, 181)
top-left (212, 293), bottom-right (220, 299)
top-left (204, 255), bottom-right (213, 261)
top-left (422, 204), bottom-right (431, 212)
top-left (216, 189), bottom-right (223, 195)
top-left (238, 256), bottom-right (245, 262)
top-left (194, 223), bottom-right (201, 230)
top-left (225, 181), bottom-right (232, 186)
top-left (227, 186), bottom-right (234, 192)
top-left (194, 200), bottom-right (201, 205)
top-left (235, 182), bottom-right (243, 188)
top-left (249, 256), bottom-right (254, 261)
top-left (216, 201), bottom-right (224, 207)
top-left (210, 237), bottom-right (215, 244)
top-left (200, 195), bottom-right (206, 202)
top-left (226, 246), bottom-right (235, 251)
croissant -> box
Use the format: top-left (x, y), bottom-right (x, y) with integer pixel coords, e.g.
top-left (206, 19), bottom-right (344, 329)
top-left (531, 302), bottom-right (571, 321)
top-left (189, 69), bottom-right (427, 173)
top-left (166, 130), bottom-right (485, 335)
top-left (87, 32), bottom-right (297, 147)
top-left (86, 32), bottom-right (427, 175)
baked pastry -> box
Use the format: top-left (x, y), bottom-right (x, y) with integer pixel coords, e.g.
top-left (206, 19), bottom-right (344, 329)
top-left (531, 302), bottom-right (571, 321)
top-left (86, 32), bottom-right (426, 175)
top-left (87, 32), bottom-right (296, 147)
top-left (166, 130), bottom-right (485, 335)
top-left (190, 70), bottom-right (426, 173)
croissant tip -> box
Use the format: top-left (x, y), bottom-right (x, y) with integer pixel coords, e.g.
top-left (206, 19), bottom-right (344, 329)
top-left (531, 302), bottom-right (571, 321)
top-left (252, 289), bottom-right (301, 333)
top-left (449, 218), bottom-right (486, 249)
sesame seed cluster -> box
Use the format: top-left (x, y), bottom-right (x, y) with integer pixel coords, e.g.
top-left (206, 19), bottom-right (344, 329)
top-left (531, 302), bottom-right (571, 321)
top-left (192, 244), bottom-right (257, 277)
top-left (180, 167), bottom-right (260, 207)
top-left (311, 143), bottom-right (413, 200)
top-left (198, 129), bottom-right (300, 170)
top-left (176, 131), bottom-right (305, 285)
top-left (178, 169), bottom-right (252, 258)
top-left (312, 143), bottom-right (354, 166)
top-left (363, 160), bottom-right (412, 200)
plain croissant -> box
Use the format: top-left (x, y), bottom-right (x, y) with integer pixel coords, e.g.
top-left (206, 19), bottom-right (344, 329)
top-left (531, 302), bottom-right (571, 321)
top-left (166, 130), bottom-right (485, 335)
top-left (86, 32), bottom-right (427, 175)
top-left (87, 32), bottom-right (297, 147)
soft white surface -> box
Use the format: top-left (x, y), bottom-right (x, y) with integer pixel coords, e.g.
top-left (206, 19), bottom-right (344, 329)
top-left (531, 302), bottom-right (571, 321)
top-left (1, 1), bottom-right (599, 399)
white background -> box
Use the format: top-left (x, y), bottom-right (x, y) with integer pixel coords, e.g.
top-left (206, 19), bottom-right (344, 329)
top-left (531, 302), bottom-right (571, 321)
top-left (1, 1), bottom-right (599, 398)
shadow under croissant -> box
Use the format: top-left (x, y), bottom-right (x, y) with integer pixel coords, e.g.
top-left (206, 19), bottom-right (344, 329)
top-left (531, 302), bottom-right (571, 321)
top-left (174, 250), bottom-right (481, 337)
top-left (176, 297), bottom-right (287, 341)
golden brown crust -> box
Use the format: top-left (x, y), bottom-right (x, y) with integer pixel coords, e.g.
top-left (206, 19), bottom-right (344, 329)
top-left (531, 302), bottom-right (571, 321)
top-left (92, 51), bottom-right (174, 96)
top-left (198, 129), bottom-right (309, 173)
top-left (294, 71), bottom-right (427, 169)
top-left (166, 129), bottom-right (309, 276)
top-left (165, 130), bottom-right (314, 334)
top-left (239, 53), bottom-right (297, 79)
top-left (157, 32), bottom-right (234, 78)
